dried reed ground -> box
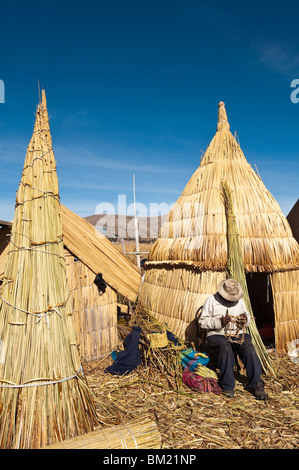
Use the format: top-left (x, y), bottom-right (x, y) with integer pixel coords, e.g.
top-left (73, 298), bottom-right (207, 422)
top-left (83, 353), bottom-right (299, 449)
top-left (98, 242), bottom-right (299, 449)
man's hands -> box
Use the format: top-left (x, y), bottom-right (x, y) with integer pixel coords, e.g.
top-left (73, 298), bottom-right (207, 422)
top-left (221, 312), bottom-right (231, 327)
top-left (221, 312), bottom-right (247, 328)
top-left (235, 313), bottom-right (247, 328)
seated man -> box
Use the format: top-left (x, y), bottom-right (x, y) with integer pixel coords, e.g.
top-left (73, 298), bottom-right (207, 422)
top-left (198, 279), bottom-right (268, 400)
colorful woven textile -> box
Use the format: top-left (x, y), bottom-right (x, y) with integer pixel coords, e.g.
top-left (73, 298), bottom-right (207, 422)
top-left (182, 370), bottom-right (222, 395)
top-left (180, 348), bottom-right (209, 371)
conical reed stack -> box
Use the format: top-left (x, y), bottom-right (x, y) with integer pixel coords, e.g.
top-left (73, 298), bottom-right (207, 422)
top-left (0, 90), bottom-right (98, 449)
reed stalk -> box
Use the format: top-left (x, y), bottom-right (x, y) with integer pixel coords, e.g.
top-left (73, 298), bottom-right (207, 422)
top-left (222, 182), bottom-right (276, 377)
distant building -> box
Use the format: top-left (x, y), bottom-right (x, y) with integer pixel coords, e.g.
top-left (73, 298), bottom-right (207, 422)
top-left (287, 199), bottom-right (299, 243)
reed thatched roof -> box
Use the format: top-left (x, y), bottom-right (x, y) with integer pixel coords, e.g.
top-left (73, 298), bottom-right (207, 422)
top-left (60, 204), bottom-right (141, 302)
top-left (287, 199), bottom-right (299, 244)
top-left (148, 102), bottom-right (299, 273)
top-left (0, 206), bottom-right (141, 303)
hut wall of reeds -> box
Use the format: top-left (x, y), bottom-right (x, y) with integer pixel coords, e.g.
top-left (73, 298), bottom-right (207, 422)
top-left (270, 270), bottom-right (299, 351)
top-left (65, 251), bottom-right (117, 361)
top-left (140, 267), bottom-right (225, 340)
top-left (139, 101), bottom-right (299, 356)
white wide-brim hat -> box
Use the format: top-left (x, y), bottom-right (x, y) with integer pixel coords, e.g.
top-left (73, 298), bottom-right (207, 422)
top-left (217, 279), bottom-right (244, 301)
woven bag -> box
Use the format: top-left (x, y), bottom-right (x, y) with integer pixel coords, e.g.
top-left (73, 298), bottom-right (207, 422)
top-left (147, 331), bottom-right (169, 348)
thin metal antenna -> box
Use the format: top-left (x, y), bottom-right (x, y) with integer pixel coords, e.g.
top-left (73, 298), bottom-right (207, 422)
top-left (133, 174), bottom-right (141, 270)
top-left (38, 80), bottom-right (41, 102)
top-left (122, 176), bottom-right (149, 262)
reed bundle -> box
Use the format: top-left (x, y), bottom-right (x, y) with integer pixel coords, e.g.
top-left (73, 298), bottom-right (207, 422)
top-left (222, 182), bottom-right (276, 377)
top-left (44, 417), bottom-right (161, 449)
top-left (0, 91), bottom-right (98, 448)
top-left (0, 206), bottom-right (141, 304)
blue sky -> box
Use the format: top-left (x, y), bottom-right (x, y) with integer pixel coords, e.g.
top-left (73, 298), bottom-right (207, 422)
top-left (0, 0), bottom-right (298, 221)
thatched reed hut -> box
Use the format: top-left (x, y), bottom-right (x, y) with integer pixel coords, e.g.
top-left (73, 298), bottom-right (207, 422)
top-left (138, 101), bottom-right (299, 356)
top-left (0, 205), bottom-right (141, 362)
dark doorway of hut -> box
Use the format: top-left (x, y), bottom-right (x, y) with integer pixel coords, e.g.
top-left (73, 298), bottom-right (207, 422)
top-left (245, 273), bottom-right (275, 349)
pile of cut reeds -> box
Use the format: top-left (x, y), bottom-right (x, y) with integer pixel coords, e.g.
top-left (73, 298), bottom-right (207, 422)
top-left (0, 91), bottom-right (98, 449)
top-left (44, 417), bottom-right (161, 449)
top-left (85, 351), bottom-right (299, 449)
top-left (117, 305), bottom-right (185, 391)
top-left (222, 182), bottom-right (276, 377)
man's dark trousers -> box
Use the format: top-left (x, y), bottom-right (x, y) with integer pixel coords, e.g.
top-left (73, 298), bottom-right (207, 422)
top-left (207, 333), bottom-right (264, 392)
